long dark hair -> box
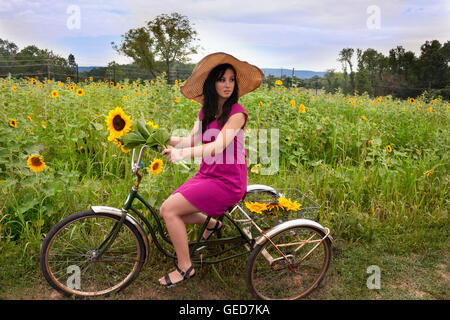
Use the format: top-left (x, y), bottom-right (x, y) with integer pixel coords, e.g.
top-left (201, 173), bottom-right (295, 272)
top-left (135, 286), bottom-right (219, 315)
top-left (201, 63), bottom-right (239, 134)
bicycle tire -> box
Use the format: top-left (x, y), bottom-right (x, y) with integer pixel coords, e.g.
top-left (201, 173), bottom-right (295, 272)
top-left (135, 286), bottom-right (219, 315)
top-left (245, 224), bottom-right (332, 300)
top-left (40, 209), bottom-right (146, 298)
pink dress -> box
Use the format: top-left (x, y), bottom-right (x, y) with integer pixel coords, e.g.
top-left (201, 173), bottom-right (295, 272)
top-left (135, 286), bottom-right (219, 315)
top-left (171, 102), bottom-right (248, 217)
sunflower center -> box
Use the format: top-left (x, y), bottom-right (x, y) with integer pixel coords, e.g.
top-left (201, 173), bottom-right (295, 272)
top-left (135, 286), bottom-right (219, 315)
top-left (152, 163), bottom-right (160, 170)
top-left (31, 157), bottom-right (42, 166)
top-left (112, 115), bottom-right (126, 131)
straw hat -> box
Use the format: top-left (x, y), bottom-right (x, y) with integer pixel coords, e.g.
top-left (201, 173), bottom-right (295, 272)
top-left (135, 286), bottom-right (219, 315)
top-left (180, 52), bottom-right (264, 104)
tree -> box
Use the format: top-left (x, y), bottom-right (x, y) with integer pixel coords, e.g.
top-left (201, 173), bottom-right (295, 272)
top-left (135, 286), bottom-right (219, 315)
top-left (148, 12), bottom-right (201, 82)
top-left (0, 38), bottom-right (18, 57)
top-left (416, 40), bottom-right (448, 89)
top-left (112, 12), bottom-right (201, 82)
top-left (356, 48), bottom-right (388, 94)
top-left (338, 48), bottom-right (355, 93)
top-left (323, 69), bottom-right (345, 94)
top-left (68, 54), bottom-right (76, 68)
top-left (112, 27), bottom-right (159, 78)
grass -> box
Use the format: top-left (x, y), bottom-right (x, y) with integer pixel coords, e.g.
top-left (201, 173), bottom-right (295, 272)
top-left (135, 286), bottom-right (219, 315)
top-left (0, 76), bottom-right (448, 299)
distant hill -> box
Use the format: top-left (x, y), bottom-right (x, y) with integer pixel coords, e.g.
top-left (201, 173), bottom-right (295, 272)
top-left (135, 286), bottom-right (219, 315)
top-left (77, 66), bottom-right (327, 79)
top-left (261, 68), bottom-right (326, 79)
top-left (78, 66), bottom-right (103, 72)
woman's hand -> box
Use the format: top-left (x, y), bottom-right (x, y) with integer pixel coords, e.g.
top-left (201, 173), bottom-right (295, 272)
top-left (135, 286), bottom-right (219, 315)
top-left (161, 146), bottom-right (185, 163)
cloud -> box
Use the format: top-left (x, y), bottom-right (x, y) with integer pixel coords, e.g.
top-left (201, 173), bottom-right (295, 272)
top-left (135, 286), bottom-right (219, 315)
top-left (0, 0), bottom-right (448, 70)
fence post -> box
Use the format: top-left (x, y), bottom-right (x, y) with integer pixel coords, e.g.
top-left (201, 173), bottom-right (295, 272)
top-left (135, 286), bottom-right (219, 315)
top-left (292, 68), bottom-right (294, 88)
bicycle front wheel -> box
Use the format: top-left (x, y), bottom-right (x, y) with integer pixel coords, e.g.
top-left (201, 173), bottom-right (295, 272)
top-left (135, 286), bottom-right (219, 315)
top-left (245, 225), bottom-right (332, 300)
top-left (40, 210), bottom-right (146, 298)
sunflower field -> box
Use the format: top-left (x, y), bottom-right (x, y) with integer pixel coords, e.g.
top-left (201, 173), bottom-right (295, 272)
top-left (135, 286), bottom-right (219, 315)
top-left (0, 75), bottom-right (448, 299)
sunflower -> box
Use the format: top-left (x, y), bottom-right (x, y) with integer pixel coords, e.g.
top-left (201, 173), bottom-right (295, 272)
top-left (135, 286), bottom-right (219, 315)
top-left (123, 95), bottom-right (128, 101)
top-left (426, 169), bottom-right (434, 177)
top-left (27, 116), bottom-right (33, 122)
top-left (361, 115), bottom-right (367, 120)
top-left (105, 107), bottom-right (132, 138)
top-left (174, 97), bottom-right (180, 103)
top-left (51, 90), bottom-right (59, 98)
top-left (67, 77), bottom-right (71, 82)
top-left (120, 145), bottom-right (130, 153)
top-left (277, 197), bottom-right (302, 211)
top-left (409, 98), bottom-right (415, 104)
top-left (150, 158), bottom-right (163, 175)
top-left (427, 107), bottom-right (433, 113)
top-left (245, 201), bottom-right (268, 214)
top-left (299, 104), bottom-right (306, 113)
top-left (266, 203), bottom-right (284, 211)
top-left (386, 145), bottom-right (392, 153)
top-left (27, 155), bottom-right (47, 172)
top-left (76, 88), bottom-right (85, 96)
top-left (290, 100), bottom-right (295, 108)
top-left (11, 86), bottom-right (17, 91)
top-left (250, 164), bottom-right (261, 174)
top-left (275, 80), bottom-right (282, 86)
top-left (107, 134), bottom-right (131, 153)
top-left (9, 119), bottom-right (17, 128)
top-left (147, 120), bottom-right (159, 129)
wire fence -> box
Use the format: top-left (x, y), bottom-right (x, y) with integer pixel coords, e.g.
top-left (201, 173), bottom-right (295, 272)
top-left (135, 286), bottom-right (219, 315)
top-left (0, 58), bottom-right (320, 87)
top-left (1, 57), bottom-right (447, 99)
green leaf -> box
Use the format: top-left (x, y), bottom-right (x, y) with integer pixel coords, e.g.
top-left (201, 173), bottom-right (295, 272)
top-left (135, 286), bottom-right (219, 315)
top-left (136, 119), bottom-right (151, 140)
top-left (120, 131), bottom-right (146, 149)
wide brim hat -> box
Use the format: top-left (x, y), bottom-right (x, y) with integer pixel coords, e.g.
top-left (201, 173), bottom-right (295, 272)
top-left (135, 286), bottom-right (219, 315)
top-left (180, 52), bottom-right (264, 104)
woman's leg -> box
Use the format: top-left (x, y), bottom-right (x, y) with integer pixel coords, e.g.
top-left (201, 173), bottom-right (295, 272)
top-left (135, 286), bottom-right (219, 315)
top-left (179, 211), bottom-right (222, 239)
top-left (158, 192), bottom-right (200, 285)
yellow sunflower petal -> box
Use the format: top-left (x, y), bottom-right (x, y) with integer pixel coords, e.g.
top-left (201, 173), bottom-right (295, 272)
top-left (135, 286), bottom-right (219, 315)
top-left (27, 155), bottom-right (47, 172)
top-left (150, 158), bottom-right (164, 175)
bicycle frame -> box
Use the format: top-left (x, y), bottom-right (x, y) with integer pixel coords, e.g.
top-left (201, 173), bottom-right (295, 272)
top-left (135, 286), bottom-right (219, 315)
top-left (92, 186), bottom-right (256, 265)
top-left (92, 144), bottom-right (256, 264)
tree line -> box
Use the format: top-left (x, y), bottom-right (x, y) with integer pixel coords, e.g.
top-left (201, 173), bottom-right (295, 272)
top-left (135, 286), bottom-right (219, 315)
top-left (323, 40), bottom-right (450, 100)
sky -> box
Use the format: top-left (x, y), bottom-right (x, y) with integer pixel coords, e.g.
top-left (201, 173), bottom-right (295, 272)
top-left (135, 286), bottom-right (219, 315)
top-left (0, 0), bottom-right (448, 72)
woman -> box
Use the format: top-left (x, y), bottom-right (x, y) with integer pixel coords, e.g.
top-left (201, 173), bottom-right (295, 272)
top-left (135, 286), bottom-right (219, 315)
top-left (159, 52), bottom-right (264, 287)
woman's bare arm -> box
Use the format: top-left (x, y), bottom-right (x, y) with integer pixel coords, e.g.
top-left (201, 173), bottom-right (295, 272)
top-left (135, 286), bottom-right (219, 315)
top-left (169, 119), bottom-right (202, 148)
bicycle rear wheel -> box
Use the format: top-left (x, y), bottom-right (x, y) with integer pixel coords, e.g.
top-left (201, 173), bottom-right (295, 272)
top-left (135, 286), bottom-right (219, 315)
top-left (40, 210), bottom-right (146, 297)
top-left (245, 225), bottom-right (331, 300)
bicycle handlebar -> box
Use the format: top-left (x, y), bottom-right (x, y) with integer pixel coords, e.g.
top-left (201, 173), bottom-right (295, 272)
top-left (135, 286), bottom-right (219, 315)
top-left (131, 145), bottom-right (146, 175)
top-left (131, 144), bottom-right (160, 175)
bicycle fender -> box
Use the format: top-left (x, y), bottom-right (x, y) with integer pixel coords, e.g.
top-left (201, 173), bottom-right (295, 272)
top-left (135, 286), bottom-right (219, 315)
top-left (246, 184), bottom-right (280, 195)
top-left (255, 218), bottom-right (333, 246)
top-left (91, 206), bottom-right (150, 264)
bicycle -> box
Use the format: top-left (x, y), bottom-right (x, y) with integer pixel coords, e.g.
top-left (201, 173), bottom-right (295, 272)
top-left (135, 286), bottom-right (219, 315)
top-left (40, 144), bottom-right (333, 300)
